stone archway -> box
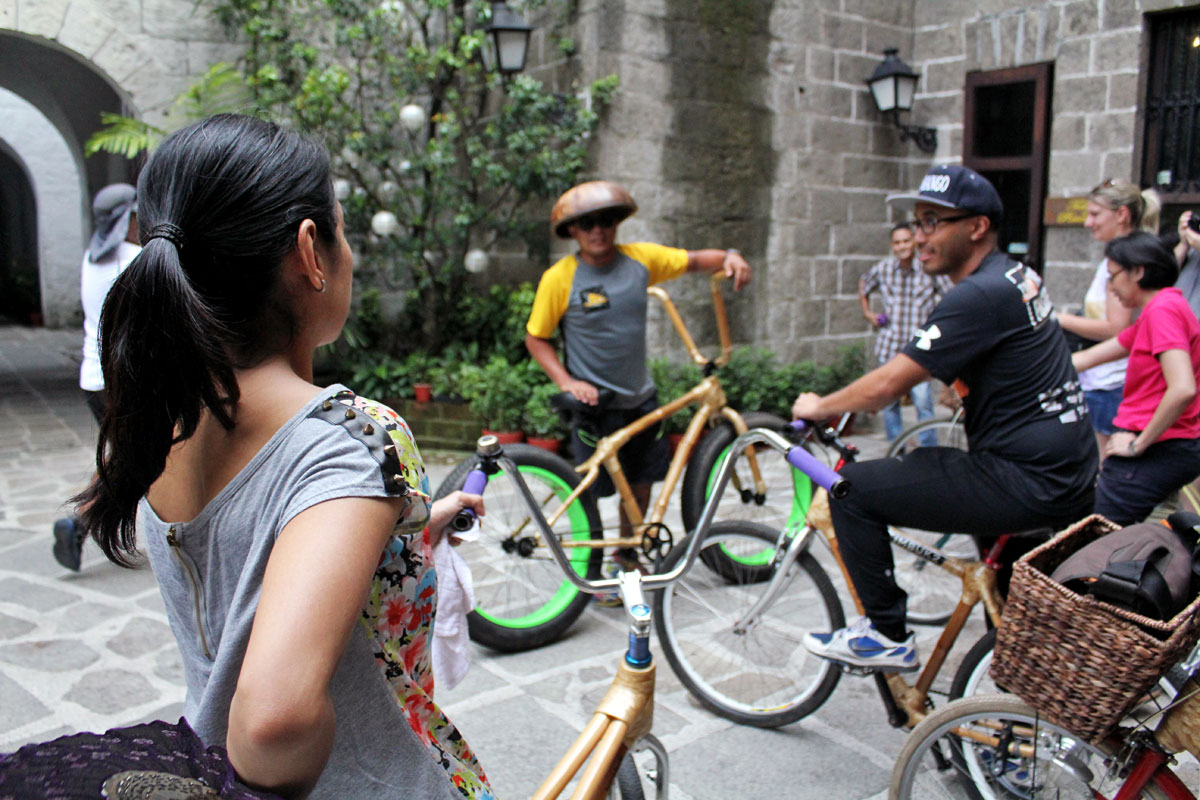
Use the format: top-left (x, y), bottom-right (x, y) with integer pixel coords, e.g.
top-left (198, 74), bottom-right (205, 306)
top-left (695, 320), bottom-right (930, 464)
top-left (0, 88), bottom-right (87, 327)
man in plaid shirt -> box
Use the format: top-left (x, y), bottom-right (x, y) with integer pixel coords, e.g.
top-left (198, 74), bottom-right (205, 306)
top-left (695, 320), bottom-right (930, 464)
top-left (859, 222), bottom-right (953, 443)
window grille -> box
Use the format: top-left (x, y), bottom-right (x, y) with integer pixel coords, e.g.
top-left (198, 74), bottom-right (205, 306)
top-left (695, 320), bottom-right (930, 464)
top-left (1144, 8), bottom-right (1200, 204)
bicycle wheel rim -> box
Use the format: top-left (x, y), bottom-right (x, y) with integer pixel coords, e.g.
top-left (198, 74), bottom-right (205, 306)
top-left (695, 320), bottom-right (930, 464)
top-left (658, 523), bottom-right (842, 724)
top-left (469, 464), bottom-right (595, 630)
top-left (892, 696), bottom-right (1167, 800)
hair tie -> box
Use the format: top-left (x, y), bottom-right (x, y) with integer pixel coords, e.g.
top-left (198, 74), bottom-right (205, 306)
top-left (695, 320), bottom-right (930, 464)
top-left (147, 223), bottom-right (186, 252)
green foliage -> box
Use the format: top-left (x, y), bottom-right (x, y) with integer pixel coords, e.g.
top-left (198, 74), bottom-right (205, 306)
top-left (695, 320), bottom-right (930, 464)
top-left (650, 345), bottom-right (869, 426)
top-left (84, 63), bottom-right (253, 158)
top-left (350, 354), bottom-right (411, 400)
top-left (457, 355), bottom-right (536, 430)
top-left (208, 0), bottom-right (618, 352)
top-left (649, 358), bottom-right (703, 434)
top-left (522, 380), bottom-right (567, 438)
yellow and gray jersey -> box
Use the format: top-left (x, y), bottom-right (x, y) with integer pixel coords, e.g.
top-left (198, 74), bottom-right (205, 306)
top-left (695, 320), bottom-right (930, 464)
top-left (527, 242), bottom-right (688, 409)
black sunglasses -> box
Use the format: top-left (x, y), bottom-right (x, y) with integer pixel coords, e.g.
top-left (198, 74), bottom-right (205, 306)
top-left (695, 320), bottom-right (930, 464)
top-left (574, 211), bottom-right (620, 231)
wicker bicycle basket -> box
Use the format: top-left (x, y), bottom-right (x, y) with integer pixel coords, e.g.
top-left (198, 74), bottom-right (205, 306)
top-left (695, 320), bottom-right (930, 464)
top-left (991, 514), bottom-right (1200, 745)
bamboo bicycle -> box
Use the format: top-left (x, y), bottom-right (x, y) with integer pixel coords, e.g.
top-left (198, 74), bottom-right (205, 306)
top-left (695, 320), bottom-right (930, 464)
top-left (890, 665), bottom-right (1200, 798)
top-left (452, 427), bottom-right (845, 799)
top-left (653, 418), bottom-right (1026, 729)
top-left (435, 274), bottom-right (811, 652)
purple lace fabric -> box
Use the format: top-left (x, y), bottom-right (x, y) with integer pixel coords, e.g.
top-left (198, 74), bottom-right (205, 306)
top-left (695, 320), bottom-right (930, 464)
top-left (0, 718), bottom-right (281, 799)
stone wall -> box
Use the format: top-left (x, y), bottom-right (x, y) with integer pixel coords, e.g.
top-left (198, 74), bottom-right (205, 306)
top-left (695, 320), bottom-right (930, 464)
top-left (553, 0), bottom-right (1196, 364)
top-left (0, 0), bottom-right (243, 324)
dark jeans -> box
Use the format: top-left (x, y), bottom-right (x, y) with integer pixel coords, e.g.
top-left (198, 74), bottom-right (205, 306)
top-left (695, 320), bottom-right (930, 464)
top-left (1094, 437), bottom-right (1200, 526)
top-left (830, 447), bottom-right (1093, 641)
top-left (570, 394), bottom-right (670, 498)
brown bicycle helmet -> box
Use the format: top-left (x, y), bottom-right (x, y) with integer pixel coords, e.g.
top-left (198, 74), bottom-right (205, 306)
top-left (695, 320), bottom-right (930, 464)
top-left (550, 181), bottom-right (637, 238)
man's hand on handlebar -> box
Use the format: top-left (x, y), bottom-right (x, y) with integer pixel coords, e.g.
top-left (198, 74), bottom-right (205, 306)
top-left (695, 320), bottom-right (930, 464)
top-left (723, 250), bottom-right (752, 291)
top-left (429, 491), bottom-right (485, 546)
top-left (562, 378), bottom-right (600, 406)
top-left (792, 392), bottom-right (824, 423)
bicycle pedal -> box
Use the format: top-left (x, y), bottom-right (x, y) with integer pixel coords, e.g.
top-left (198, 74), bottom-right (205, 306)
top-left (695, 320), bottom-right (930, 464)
top-left (831, 660), bottom-right (920, 677)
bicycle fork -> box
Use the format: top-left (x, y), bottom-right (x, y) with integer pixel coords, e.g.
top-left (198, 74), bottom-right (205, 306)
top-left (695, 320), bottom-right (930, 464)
top-left (533, 571), bottom-right (669, 800)
top-left (731, 523), bottom-right (815, 634)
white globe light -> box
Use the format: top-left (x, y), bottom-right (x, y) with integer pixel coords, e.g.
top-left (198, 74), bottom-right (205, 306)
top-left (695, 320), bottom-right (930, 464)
top-left (371, 211), bottom-right (400, 237)
top-left (333, 179), bottom-right (351, 201)
top-left (398, 160), bottom-right (412, 173)
top-left (399, 104), bottom-right (426, 133)
top-left (340, 147), bottom-right (359, 167)
top-left (464, 248), bottom-right (489, 274)
top-left (378, 180), bottom-right (399, 198)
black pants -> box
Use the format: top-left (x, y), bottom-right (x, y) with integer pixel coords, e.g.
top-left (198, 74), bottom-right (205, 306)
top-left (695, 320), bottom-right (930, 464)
top-left (1094, 437), bottom-right (1200, 526)
top-left (831, 447), bottom-right (1093, 641)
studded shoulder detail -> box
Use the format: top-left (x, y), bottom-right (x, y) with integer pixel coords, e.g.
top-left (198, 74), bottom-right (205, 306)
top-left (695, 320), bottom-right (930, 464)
top-left (307, 389), bottom-right (430, 501)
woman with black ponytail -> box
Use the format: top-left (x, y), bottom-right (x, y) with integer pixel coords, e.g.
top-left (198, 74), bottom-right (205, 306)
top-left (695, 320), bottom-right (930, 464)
top-left (75, 114), bottom-right (492, 799)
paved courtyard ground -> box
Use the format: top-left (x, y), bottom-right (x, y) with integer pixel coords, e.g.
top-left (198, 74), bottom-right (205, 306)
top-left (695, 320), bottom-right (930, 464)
top-left (1, 324), bottom-right (997, 798)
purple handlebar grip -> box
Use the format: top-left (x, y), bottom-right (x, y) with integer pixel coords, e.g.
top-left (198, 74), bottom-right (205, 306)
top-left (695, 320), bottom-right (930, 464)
top-left (876, 313), bottom-right (889, 327)
top-left (462, 469), bottom-right (488, 496)
top-left (785, 445), bottom-right (842, 493)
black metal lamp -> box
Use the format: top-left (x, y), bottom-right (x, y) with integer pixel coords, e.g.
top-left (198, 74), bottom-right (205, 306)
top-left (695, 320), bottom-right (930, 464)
top-left (484, 2), bottom-right (533, 76)
top-left (865, 48), bottom-right (937, 154)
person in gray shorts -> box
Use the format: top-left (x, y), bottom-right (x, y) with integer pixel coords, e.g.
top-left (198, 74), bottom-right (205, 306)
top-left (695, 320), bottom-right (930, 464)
top-left (525, 180), bottom-right (752, 570)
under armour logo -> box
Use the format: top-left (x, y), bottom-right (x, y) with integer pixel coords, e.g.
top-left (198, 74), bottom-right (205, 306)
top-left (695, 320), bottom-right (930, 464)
top-left (913, 324), bottom-right (942, 351)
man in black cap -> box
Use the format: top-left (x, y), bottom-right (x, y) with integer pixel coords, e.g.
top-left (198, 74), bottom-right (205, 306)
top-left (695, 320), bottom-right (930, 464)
top-left (52, 183), bottom-right (140, 571)
top-left (792, 165), bottom-right (1098, 671)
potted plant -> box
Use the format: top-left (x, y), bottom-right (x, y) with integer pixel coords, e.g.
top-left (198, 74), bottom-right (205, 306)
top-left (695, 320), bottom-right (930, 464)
top-left (459, 356), bottom-right (527, 443)
top-left (523, 382), bottom-right (568, 453)
top-left (649, 358), bottom-right (702, 453)
top-left (403, 352), bottom-right (435, 403)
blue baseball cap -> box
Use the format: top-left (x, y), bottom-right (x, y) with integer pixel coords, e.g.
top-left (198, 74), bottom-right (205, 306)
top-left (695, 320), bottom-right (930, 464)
top-left (886, 165), bottom-right (1004, 226)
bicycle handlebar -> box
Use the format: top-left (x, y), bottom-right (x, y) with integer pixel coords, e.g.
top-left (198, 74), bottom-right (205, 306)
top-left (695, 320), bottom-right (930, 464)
top-left (483, 423), bottom-right (848, 594)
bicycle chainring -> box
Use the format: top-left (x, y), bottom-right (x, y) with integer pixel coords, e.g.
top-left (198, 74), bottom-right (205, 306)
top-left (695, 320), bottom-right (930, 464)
top-left (640, 523), bottom-right (673, 560)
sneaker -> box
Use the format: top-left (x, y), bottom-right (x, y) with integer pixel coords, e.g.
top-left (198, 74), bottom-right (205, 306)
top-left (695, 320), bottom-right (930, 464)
top-left (593, 563), bottom-right (626, 607)
top-left (802, 616), bottom-right (919, 672)
top-left (52, 516), bottom-right (84, 572)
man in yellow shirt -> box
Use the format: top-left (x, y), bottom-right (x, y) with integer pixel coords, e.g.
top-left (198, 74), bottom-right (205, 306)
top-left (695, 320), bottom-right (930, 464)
top-left (525, 181), bottom-right (751, 572)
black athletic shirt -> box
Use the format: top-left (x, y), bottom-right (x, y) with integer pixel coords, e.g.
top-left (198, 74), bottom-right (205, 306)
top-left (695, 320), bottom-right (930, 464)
top-left (901, 251), bottom-right (1098, 509)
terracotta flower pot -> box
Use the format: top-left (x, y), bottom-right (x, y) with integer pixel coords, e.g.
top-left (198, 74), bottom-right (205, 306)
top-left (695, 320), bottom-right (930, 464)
top-left (526, 436), bottom-right (563, 455)
top-left (413, 383), bottom-right (433, 403)
top-left (482, 429), bottom-right (523, 444)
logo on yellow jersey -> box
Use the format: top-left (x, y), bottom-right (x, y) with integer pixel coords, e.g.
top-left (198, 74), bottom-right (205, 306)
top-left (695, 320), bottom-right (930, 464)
top-left (579, 286), bottom-right (610, 312)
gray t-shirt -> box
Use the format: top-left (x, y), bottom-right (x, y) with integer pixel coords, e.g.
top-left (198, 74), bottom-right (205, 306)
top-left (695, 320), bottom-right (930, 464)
top-left (1175, 248), bottom-right (1200, 321)
top-left (139, 387), bottom-right (479, 799)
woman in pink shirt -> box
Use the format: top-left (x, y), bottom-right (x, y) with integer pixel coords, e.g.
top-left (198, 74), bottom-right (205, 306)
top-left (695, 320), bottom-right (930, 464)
top-left (1073, 231), bottom-right (1200, 524)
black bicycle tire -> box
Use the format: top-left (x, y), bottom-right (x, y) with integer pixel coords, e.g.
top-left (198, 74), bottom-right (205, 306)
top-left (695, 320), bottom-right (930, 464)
top-left (889, 694), bottom-right (1172, 800)
top-left (948, 628), bottom-right (998, 702)
top-left (433, 444), bottom-right (603, 652)
top-left (615, 753), bottom-right (645, 800)
top-left (679, 411), bottom-right (806, 534)
top-left (654, 520), bottom-right (844, 728)
top-left (886, 416), bottom-right (965, 458)
top-left (885, 415), bottom-right (974, 627)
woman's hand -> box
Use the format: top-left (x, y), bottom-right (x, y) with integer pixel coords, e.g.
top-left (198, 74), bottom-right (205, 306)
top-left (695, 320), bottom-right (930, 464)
top-left (1106, 430), bottom-right (1140, 459)
top-left (428, 491), bottom-right (484, 546)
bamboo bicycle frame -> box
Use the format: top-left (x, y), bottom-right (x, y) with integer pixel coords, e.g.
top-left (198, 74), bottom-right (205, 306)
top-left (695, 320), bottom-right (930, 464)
top-left (532, 658), bottom-right (658, 800)
top-left (804, 487), bottom-right (1007, 728)
top-left (538, 272), bottom-right (770, 551)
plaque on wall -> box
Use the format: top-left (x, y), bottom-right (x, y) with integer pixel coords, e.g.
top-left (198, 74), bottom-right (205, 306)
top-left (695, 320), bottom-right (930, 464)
top-left (1043, 196), bottom-right (1088, 227)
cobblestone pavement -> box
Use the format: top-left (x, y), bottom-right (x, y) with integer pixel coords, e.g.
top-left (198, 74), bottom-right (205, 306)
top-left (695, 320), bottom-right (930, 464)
top-left (0, 325), bottom-right (985, 799)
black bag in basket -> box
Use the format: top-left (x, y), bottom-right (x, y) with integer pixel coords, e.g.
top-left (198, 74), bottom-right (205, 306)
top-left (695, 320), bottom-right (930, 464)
top-left (1049, 512), bottom-right (1200, 621)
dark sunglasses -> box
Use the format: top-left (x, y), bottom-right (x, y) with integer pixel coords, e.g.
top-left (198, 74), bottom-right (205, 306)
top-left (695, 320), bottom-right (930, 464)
top-left (573, 211), bottom-right (620, 231)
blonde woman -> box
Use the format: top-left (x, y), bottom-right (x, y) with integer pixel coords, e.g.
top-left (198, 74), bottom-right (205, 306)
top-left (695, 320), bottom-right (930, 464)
top-left (1058, 179), bottom-right (1160, 458)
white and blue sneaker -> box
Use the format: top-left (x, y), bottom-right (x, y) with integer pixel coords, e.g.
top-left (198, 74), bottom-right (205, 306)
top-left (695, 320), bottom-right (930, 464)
top-left (802, 616), bottom-right (919, 672)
